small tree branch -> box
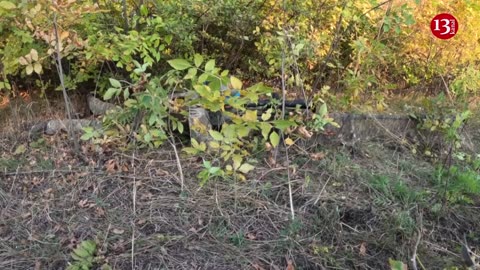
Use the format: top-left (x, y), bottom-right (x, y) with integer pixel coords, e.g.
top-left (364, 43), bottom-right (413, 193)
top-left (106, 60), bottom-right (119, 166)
top-left (52, 13), bottom-right (84, 161)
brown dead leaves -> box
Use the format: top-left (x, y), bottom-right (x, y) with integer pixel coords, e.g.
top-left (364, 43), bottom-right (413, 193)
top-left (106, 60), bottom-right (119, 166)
top-left (104, 159), bottom-right (129, 174)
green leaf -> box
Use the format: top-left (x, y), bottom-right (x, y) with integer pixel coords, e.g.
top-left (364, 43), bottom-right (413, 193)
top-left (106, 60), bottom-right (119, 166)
top-left (203, 160), bottom-right (212, 168)
top-left (0, 1), bottom-right (16, 10)
top-left (109, 78), bottom-right (121, 88)
top-left (272, 120), bottom-right (297, 131)
top-left (66, 264), bottom-right (80, 270)
top-left (184, 67), bottom-right (197, 79)
top-left (183, 147), bottom-right (199, 155)
top-left (205, 59), bottom-right (215, 72)
top-left (194, 54), bottom-right (203, 67)
top-left (191, 138), bottom-right (206, 152)
top-left (71, 252), bottom-right (88, 263)
top-left (101, 263), bottom-right (113, 270)
top-left (237, 125), bottom-right (250, 138)
top-left (104, 88), bottom-right (119, 100)
top-left (168, 59), bottom-right (191, 70)
top-left (247, 82), bottom-right (272, 95)
top-left (198, 73), bottom-right (209, 84)
top-left (388, 259), bottom-right (407, 270)
top-left (318, 103), bottom-right (328, 116)
top-left (230, 76), bottom-right (242, 90)
top-left (269, 131), bottom-right (280, 148)
top-left (80, 133), bottom-right (93, 141)
top-left (238, 163), bottom-right (255, 174)
top-left (208, 166), bottom-right (221, 175)
top-left (73, 247), bottom-right (90, 258)
top-left (150, 129), bottom-right (162, 137)
top-left (191, 138), bottom-right (200, 148)
top-left (80, 240), bottom-right (96, 255)
top-left (208, 130), bottom-right (224, 141)
top-left (144, 133), bottom-right (152, 143)
top-left (177, 122), bottom-right (184, 134)
top-left (220, 70), bottom-right (229, 77)
top-left (193, 84), bottom-right (210, 97)
top-left (259, 122), bottom-right (272, 139)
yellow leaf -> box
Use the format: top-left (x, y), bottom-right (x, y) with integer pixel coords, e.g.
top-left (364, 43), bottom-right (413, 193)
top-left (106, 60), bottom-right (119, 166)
top-left (14, 144), bottom-right (26, 155)
top-left (237, 173), bottom-right (246, 181)
top-left (230, 76), bottom-right (243, 90)
top-left (284, 137), bottom-right (294, 146)
top-left (261, 108), bottom-right (273, 121)
top-left (18, 56), bottom-right (28, 65)
top-left (243, 110), bottom-right (257, 122)
top-left (0, 1), bottom-right (16, 10)
top-left (232, 155), bottom-right (242, 170)
top-left (33, 62), bottom-right (42, 74)
top-left (60, 31), bottom-right (69, 41)
top-left (30, 49), bottom-right (38, 61)
top-left (238, 163), bottom-right (254, 174)
top-left (26, 65), bottom-right (33, 75)
top-left (208, 141), bottom-right (220, 149)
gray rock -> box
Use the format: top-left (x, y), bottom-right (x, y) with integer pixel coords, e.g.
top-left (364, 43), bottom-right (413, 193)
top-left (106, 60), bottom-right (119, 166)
top-left (87, 95), bottom-right (117, 116)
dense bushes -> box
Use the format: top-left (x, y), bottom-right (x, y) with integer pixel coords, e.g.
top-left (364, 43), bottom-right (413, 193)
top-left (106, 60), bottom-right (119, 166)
top-left (0, 0), bottom-right (479, 106)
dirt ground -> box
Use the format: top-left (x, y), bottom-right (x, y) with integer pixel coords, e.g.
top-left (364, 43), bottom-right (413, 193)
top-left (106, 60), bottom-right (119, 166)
top-left (1, 96), bottom-right (479, 270)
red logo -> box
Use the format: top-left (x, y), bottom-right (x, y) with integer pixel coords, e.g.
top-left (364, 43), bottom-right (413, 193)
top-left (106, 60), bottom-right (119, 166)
top-left (430, 13), bottom-right (458, 39)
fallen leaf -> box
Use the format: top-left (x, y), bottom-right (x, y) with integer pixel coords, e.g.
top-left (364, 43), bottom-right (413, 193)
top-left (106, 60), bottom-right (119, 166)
top-left (112, 239), bottom-right (125, 252)
top-left (284, 137), bottom-right (294, 146)
top-left (286, 260), bottom-right (294, 270)
top-left (266, 154), bottom-right (277, 167)
top-left (34, 260), bottom-right (42, 270)
top-left (105, 159), bottom-right (117, 174)
top-left (14, 144), bottom-right (27, 155)
top-left (296, 126), bottom-right (312, 139)
top-left (359, 242), bottom-right (367, 256)
top-left (323, 130), bottom-right (336, 137)
top-left (310, 152), bottom-right (326, 160)
top-left (246, 233), bottom-right (256, 240)
top-left (252, 263), bottom-right (266, 270)
top-left (78, 199), bottom-right (89, 208)
top-left (112, 228), bottom-right (124, 235)
top-left (265, 142), bottom-right (272, 151)
top-left (95, 207), bottom-right (105, 217)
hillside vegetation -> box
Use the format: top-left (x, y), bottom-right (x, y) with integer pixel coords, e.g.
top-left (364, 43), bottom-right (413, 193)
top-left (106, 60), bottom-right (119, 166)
top-left (1, 1), bottom-right (480, 269)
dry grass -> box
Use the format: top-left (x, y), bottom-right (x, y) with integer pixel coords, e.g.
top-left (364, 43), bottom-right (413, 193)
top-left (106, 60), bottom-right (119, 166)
top-left (1, 95), bottom-right (480, 270)
top-left (1, 131), bottom-right (479, 270)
